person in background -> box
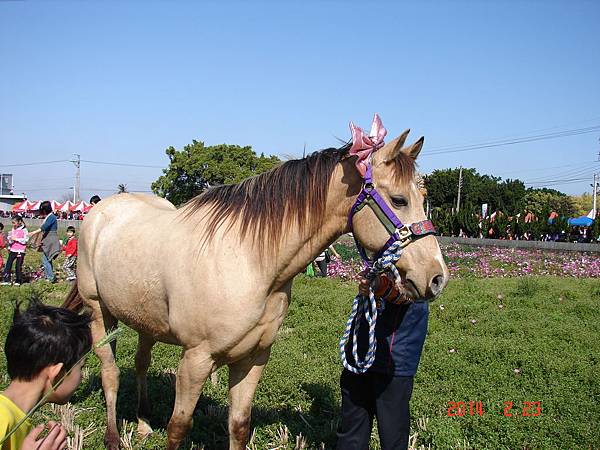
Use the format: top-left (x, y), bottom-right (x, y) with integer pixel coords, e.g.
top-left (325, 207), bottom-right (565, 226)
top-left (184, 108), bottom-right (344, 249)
top-left (0, 223), bottom-right (6, 272)
top-left (62, 226), bottom-right (78, 282)
top-left (314, 244), bottom-right (340, 277)
top-left (89, 195), bottom-right (101, 206)
top-left (1, 216), bottom-right (28, 286)
top-left (29, 201), bottom-right (60, 283)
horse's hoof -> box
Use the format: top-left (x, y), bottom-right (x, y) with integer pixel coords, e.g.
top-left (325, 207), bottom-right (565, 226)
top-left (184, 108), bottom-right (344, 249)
top-left (105, 440), bottom-right (120, 450)
top-left (104, 432), bottom-right (120, 450)
top-left (137, 419), bottom-right (153, 438)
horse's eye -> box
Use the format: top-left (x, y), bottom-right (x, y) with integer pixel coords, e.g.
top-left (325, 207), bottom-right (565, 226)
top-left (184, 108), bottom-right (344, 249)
top-left (391, 195), bottom-right (408, 208)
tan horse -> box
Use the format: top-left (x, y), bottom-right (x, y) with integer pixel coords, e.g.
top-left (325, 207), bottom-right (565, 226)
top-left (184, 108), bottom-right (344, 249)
top-left (63, 129), bottom-right (448, 449)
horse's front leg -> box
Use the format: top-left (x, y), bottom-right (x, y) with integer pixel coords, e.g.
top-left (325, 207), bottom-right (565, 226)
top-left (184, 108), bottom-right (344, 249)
top-left (227, 347), bottom-right (272, 450)
top-left (166, 346), bottom-right (215, 450)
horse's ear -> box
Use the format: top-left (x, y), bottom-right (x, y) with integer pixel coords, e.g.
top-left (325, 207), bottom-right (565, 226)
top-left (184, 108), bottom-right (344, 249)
top-left (379, 129), bottom-right (410, 163)
top-left (401, 136), bottom-right (425, 160)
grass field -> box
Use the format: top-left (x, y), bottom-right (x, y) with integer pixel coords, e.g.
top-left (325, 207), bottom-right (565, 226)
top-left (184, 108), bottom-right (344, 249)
top-left (1, 268), bottom-right (599, 449)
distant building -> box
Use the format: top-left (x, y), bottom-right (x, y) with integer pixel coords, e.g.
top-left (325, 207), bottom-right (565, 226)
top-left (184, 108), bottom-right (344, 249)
top-left (0, 174), bottom-right (14, 195)
top-left (0, 174), bottom-right (26, 211)
top-left (0, 194), bottom-right (27, 212)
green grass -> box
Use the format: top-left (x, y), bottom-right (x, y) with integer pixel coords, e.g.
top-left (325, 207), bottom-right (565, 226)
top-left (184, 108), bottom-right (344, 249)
top-left (0, 275), bottom-right (599, 449)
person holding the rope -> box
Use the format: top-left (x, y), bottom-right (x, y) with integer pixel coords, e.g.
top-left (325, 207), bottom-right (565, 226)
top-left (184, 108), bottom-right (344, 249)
top-left (336, 272), bottom-right (429, 450)
top-left (337, 115), bottom-right (438, 450)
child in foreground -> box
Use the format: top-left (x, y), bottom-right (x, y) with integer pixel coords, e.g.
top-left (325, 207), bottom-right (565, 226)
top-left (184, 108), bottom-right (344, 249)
top-left (0, 298), bottom-right (92, 450)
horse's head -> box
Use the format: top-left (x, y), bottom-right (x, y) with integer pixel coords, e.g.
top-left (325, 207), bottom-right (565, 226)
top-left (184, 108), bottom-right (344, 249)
top-left (349, 129), bottom-right (449, 300)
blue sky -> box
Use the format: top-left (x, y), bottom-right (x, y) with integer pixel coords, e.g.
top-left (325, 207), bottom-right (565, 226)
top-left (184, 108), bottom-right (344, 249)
top-left (1, 1), bottom-right (599, 202)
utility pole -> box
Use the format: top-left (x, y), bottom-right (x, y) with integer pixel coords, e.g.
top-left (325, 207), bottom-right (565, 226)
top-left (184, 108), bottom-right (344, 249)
top-left (71, 154), bottom-right (80, 203)
top-left (456, 166), bottom-right (463, 214)
top-left (593, 173), bottom-right (598, 219)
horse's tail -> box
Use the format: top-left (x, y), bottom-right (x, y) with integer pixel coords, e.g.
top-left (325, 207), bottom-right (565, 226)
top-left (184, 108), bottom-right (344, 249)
top-left (61, 281), bottom-right (85, 312)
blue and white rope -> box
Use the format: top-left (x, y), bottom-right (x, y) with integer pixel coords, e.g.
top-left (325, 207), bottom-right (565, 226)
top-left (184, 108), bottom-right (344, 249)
top-left (339, 240), bottom-right (403, 374)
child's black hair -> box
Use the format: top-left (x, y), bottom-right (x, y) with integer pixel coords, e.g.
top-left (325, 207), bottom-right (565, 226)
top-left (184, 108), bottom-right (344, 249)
top-left (66, 226), bottom-right (76, 233)
top-left (0, 222), bottom-right (3, 230)
top-left (5, 296), bottom-right (92, 381)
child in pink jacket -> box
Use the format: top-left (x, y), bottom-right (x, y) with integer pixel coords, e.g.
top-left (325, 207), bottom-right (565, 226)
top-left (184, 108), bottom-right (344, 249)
top-left (0, 222), bottom-right (6, 271)
top-left (1, 216), bottom-right (29, 286)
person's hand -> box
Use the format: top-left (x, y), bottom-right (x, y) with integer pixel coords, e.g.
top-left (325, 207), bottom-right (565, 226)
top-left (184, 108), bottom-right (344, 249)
top-left (357, 270), bottom-right (383, 297)
top-left (21, 421), bottom-right (67, 450)
top-left (358, 276), bottom-right (370, 297)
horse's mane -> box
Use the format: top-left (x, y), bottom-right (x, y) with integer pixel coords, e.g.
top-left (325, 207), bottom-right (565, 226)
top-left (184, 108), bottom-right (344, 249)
top-left (182, 143), bottom-right (415, 255)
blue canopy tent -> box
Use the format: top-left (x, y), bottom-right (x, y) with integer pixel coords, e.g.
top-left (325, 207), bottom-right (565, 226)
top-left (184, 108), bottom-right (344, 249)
top-left (567, 216), bottom-right (594, 227)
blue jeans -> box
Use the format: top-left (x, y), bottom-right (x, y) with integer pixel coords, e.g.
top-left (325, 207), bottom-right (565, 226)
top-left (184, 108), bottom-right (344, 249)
top-left (41, 253), bottom-right (55, 281)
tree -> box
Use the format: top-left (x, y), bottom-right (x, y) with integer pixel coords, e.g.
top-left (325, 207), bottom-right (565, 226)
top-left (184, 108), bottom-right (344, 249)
top-left (571, 192), bottom-right (593, 217)
top-left (117, 184), bottom-right (128, 194)
top-left (151, 140), bottom-right (281, 206)
top-left (523, 189), bottom-right (575, 218)
top-left (425, 168), bottom-right (526, 215)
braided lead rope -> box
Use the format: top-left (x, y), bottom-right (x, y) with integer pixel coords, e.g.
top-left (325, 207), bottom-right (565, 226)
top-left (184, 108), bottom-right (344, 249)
top-left (339, 240), bottom-right (404, 374)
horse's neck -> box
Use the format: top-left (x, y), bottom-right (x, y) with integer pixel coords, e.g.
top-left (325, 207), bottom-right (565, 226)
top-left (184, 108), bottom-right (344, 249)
top-left (271, 160), bottom-right (361, 288)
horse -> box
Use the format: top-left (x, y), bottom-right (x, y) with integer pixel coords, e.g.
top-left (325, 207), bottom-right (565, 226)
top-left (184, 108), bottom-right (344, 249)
top-left (62, 127), bottom-right (449, 449)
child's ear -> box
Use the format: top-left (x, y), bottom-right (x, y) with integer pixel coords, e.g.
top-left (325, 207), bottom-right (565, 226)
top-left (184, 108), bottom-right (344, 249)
top-left (46, 363), bottom-right (64, 384)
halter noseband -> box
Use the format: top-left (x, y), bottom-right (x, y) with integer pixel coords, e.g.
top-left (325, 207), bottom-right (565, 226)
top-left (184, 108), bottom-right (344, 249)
top-left (347, 162), bottom-right (437, 268)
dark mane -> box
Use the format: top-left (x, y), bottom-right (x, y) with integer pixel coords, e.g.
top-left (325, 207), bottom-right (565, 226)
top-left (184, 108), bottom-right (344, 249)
top-left (182, 143), bottom-right (415, 255)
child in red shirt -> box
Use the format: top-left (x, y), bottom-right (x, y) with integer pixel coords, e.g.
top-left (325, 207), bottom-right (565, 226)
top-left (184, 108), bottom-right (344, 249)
top-left (62, 226), bottom-right (77, 282)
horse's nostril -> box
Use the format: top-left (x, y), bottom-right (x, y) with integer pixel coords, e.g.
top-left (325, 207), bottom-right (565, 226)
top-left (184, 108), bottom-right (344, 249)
top-left (429, 275), bottom-right (445, 296)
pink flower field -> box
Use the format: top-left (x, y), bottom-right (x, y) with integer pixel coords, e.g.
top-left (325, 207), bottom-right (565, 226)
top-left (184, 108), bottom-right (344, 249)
top-left (327, 243), bottom-right (600, 280)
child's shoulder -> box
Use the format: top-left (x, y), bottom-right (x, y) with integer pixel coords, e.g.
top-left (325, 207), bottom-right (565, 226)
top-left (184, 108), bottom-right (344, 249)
top-left (0, 394), bottom-right (19, 426)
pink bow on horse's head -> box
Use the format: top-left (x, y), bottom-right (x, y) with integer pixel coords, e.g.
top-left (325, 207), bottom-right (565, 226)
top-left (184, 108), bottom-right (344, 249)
top-left (348, 113), bottom-right (387, 177)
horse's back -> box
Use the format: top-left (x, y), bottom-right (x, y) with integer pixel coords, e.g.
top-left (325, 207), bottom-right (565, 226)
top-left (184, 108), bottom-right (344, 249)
top-left (80, 193), bottom-right (176, 260)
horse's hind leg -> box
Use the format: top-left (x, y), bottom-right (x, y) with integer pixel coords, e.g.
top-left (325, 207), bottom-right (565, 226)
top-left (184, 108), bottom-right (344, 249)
top-left (135, 333), bottom-right (156, 437)
top-left (227, 347), bottom-right (271, 450)
top-left (166, 346), bottom-right (215, 450)
top-left (89, 301), bottom-right (121, 450)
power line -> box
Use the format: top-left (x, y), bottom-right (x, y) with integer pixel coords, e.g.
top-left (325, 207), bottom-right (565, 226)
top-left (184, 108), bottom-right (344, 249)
top-left (80, 187), bottom-right (154, 193)
top-left (425, 115), bottom-right (600, 152)
top-left (499, 161), bottom-right (596, 176)
top-left (0, 159), bottom-right (163, 169)
top-left (523, 164), bottom-right (600, 184)
top-left (16, 187), bottom-right (73, 192)
top-left (524, 177), bottom-right (590, 187)
top-left (80, 160), bottom-right (163, 169)
top-left (0, 160), bottom-right (69, 167)
top-left (425, 125), bottom-right (600, 156)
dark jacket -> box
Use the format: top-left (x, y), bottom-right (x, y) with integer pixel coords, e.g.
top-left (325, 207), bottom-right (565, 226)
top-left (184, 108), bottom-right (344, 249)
top-left (349, 300), bottom-right (429, 377)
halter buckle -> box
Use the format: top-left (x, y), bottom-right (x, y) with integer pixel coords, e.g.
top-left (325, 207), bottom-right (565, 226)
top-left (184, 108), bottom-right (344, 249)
top-left (397, 225), bottom-right (413, 247)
